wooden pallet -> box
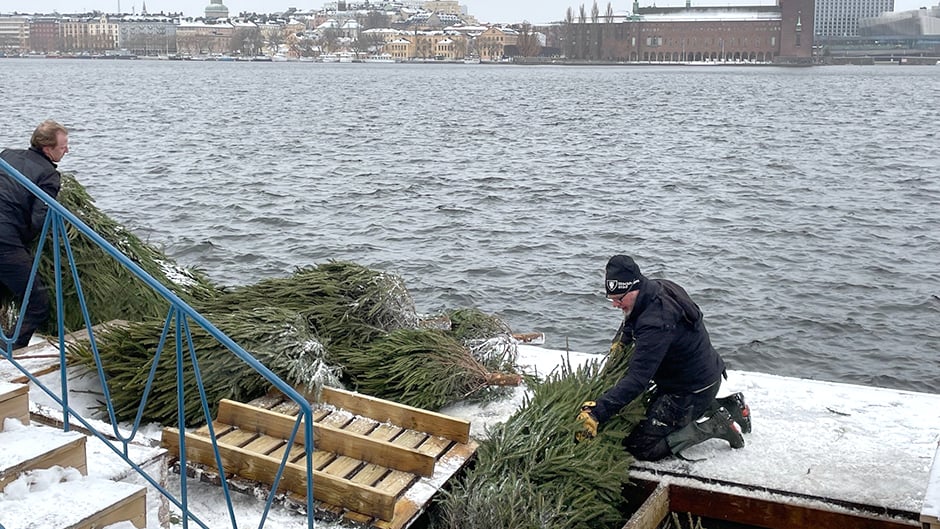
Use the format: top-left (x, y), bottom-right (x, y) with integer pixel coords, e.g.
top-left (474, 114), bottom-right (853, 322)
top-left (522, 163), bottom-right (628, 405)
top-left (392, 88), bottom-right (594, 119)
top-left (162, 386), bottom-right (478, 529)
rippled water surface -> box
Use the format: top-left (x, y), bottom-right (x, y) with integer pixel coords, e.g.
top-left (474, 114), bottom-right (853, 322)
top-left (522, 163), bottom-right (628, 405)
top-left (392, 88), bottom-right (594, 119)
top-left (2, 60), bottom-right (938, 393)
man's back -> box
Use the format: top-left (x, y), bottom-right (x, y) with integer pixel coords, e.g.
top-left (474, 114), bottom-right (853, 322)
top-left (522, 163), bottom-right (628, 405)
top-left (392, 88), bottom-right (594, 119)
top-left (0, 147), bottom-right (61, 249)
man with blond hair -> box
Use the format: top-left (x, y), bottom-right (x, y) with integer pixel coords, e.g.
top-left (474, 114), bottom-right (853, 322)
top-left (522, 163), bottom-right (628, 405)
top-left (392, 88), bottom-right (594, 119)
top-left (0, 120), bottom-right (69, 350)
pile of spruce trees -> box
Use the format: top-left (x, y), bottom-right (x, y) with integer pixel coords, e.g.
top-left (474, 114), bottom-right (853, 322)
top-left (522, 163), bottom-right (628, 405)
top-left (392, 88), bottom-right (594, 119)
top-left (6, 172), bottom-right (645, 529)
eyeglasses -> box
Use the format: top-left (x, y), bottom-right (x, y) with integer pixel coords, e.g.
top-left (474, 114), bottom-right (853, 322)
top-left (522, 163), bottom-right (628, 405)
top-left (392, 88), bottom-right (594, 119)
top-left (606, 293), bottom-right (628, 303)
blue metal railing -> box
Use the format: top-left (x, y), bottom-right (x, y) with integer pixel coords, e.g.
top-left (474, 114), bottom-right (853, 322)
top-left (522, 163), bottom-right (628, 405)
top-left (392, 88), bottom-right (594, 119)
top-left (0, 158), bottom-right (316, 529)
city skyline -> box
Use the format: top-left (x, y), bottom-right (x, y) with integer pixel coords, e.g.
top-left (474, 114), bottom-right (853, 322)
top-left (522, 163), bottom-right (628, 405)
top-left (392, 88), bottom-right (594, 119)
top-left (3, 0), bottom-right (935, 23)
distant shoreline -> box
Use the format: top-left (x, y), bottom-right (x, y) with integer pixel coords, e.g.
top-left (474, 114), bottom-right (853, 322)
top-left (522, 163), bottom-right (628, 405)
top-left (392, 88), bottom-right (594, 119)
top-left (2, 55), bottom-right (938, 66)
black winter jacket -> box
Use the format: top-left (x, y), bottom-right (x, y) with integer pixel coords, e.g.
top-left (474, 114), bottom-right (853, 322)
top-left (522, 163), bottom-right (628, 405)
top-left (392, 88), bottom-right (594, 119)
top-left (592, 278), bottom-right (726, 423)
top-left (0, 147), bottom-right (61, 250)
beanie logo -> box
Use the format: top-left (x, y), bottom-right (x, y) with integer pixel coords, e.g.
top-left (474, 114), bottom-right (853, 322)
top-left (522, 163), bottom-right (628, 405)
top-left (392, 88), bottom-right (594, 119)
top-left (606, 279), bottom-right (639, 294)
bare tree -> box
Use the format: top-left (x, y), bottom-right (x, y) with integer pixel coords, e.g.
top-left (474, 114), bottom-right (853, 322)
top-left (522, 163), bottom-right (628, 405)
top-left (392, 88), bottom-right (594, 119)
top-left (564, 7), bottom-right (575, 57)
top-left (577, 4), bottom-right (587, 59)
top-left (516, 22), bottom-right (542, 58)
top-left (360, 10), bottom-right (389, 30)
top-left (320, 27), bottom-right (341, 53)
top-left (264, 27), bottom-right (285, 55)
top-left (231, 27), bottom-right (262, 56)
top-left (591, 1), bottom-right (602, 60)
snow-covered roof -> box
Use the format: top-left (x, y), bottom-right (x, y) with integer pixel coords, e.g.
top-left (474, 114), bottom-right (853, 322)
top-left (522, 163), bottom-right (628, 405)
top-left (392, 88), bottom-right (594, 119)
top-left (638, 8), bottom-right (782, 22)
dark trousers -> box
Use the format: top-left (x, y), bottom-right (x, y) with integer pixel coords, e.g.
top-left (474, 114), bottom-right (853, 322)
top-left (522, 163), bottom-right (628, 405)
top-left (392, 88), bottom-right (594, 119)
top-left (0, 246), bottom-right (50, 349)
top-left (624, 381), bottom-right (721, 461)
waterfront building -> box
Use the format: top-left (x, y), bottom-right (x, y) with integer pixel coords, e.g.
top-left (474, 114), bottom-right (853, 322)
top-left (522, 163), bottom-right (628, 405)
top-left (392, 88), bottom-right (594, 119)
top-left (858, 3), bottom-right (940, 36)
top-left (563, 0), bottom-right (813, 63)
top-left (477, 25), bottom-right (519, 60)
top-left (814, 0), bottom-right (893, 37)
top-left (176, 18), bottom-right (234, 56)
top-left (0, 15), bottom-right (29, 54)
top-left (118, 15), bottom-right (177, 55)
top-left (59, 14), bottom-right (119, 53)
top-left (28, 17), bottom-right (60, 53)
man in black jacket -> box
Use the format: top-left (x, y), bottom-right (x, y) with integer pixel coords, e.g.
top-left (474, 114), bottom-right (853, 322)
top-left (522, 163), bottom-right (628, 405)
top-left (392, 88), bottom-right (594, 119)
top-left (1, 120), bottom-right (69, 350)
top-left (576, 255), bottom-right (751, 460)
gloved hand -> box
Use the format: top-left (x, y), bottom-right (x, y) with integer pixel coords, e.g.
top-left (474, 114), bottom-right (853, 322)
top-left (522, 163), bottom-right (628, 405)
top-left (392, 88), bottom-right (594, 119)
top-left (575, 401), bottom-right (598, 442)
top-left (609, 341), bottom-right (624, 356)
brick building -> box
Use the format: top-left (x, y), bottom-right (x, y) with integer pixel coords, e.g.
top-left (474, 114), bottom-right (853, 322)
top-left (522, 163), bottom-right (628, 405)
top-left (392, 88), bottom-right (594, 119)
top-left (564, 0), bottom-right (814, 64)
top-left (28, 17), bottom-right (60, 53)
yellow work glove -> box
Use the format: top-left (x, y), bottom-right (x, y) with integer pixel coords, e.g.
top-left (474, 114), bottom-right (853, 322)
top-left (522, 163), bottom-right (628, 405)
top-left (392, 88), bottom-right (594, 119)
top-left (575, 401), bottom-right (598, 442)
top-left (609, 341), bottom-right (624, 356)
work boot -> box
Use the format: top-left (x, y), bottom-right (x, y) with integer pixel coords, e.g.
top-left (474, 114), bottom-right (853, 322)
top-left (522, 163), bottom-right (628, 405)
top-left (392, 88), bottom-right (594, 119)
top-left (715, 392), bottom-right (751, 434)
top-left (667, 407), bottom-right (745, 456)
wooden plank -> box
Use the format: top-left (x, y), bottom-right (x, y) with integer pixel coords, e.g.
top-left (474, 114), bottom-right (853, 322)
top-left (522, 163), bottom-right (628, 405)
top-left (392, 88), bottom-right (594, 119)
top-left (390, 429), bottom-right (426, 450)
top-left (372, 440), bottom-right (480, 529)
top-left (72, 486), bottom-right (147, 529)
top-left (0, 435), bottom-right (87, 490)
top-left (622, 482), bottom-right (669, 529)
top-left (0, 383), bottom-right (29, 429)
top-left (161, 427), bottom-right (397, 521)
top-left (216, 400), bottom-right (435, 477)
top-left (215, 427), bottom-right (257, 448)
top-left (373, 470), bottom-right (416, 498)
top-left (242, 435), bottom-right (285, 455)
top-left (668, 484), bottom-right (919, 529)
top-left (321, 455), bottom-right (364, 480)
top-left (369, 422), bottom-right (403, 442)
top-left (318, 408), bottom-right (354, 428)
top-left (192, 420), bottom-right (234, 438)
top-left (266, 442), bottom-right (308, 467)
top-left (317, 386), bottom-right (471, 444)
top-left (344, 416), bottom-right (380, 435)
top-left (415, 435), bottom-right (452, 459)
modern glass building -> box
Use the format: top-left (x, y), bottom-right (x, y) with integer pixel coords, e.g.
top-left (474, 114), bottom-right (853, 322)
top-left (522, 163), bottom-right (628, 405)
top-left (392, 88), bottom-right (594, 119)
top-left (815, 0), bottom-right (895, 37)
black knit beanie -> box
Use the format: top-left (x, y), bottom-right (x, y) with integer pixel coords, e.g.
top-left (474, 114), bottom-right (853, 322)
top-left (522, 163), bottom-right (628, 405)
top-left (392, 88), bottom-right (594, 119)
top-left (605, 255), bottom-right (646, 296)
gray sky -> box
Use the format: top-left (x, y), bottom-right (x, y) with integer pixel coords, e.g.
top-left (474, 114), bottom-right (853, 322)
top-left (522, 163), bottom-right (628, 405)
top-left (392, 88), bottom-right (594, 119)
top-left (0, 0), bottom-right (933, 22)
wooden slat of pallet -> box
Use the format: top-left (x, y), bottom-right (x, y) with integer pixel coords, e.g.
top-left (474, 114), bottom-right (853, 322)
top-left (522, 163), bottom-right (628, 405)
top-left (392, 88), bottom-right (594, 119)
top-left (266, 440), bottom-right (306, 464)
top-left (372, 440), bottom-right (480, 529)
top-left (242, 435), bottom-right (285, 456)
top-left (370, 422), bottom-right (404, 442)
top-left (415, 435), bottom-right (452, 458)
top-left (316, 387), bottom-right (471, 444)
top-left (192, 420), bottom-right (235, 438)
top-left (215, 427), bottom-right (257, 448)
top-left (216, 399), bottom-right (436, 477)
top-left (373, 470), bottom-right (417, 499)
top-left (162, 428), bottom-right (398, 521)
top-left (390, 429), bottom-right (426, 450)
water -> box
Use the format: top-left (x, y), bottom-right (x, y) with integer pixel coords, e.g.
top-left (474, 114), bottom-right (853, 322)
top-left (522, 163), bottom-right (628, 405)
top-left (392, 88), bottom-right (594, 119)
top-left (1, 59), bottom-right (938, 394)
